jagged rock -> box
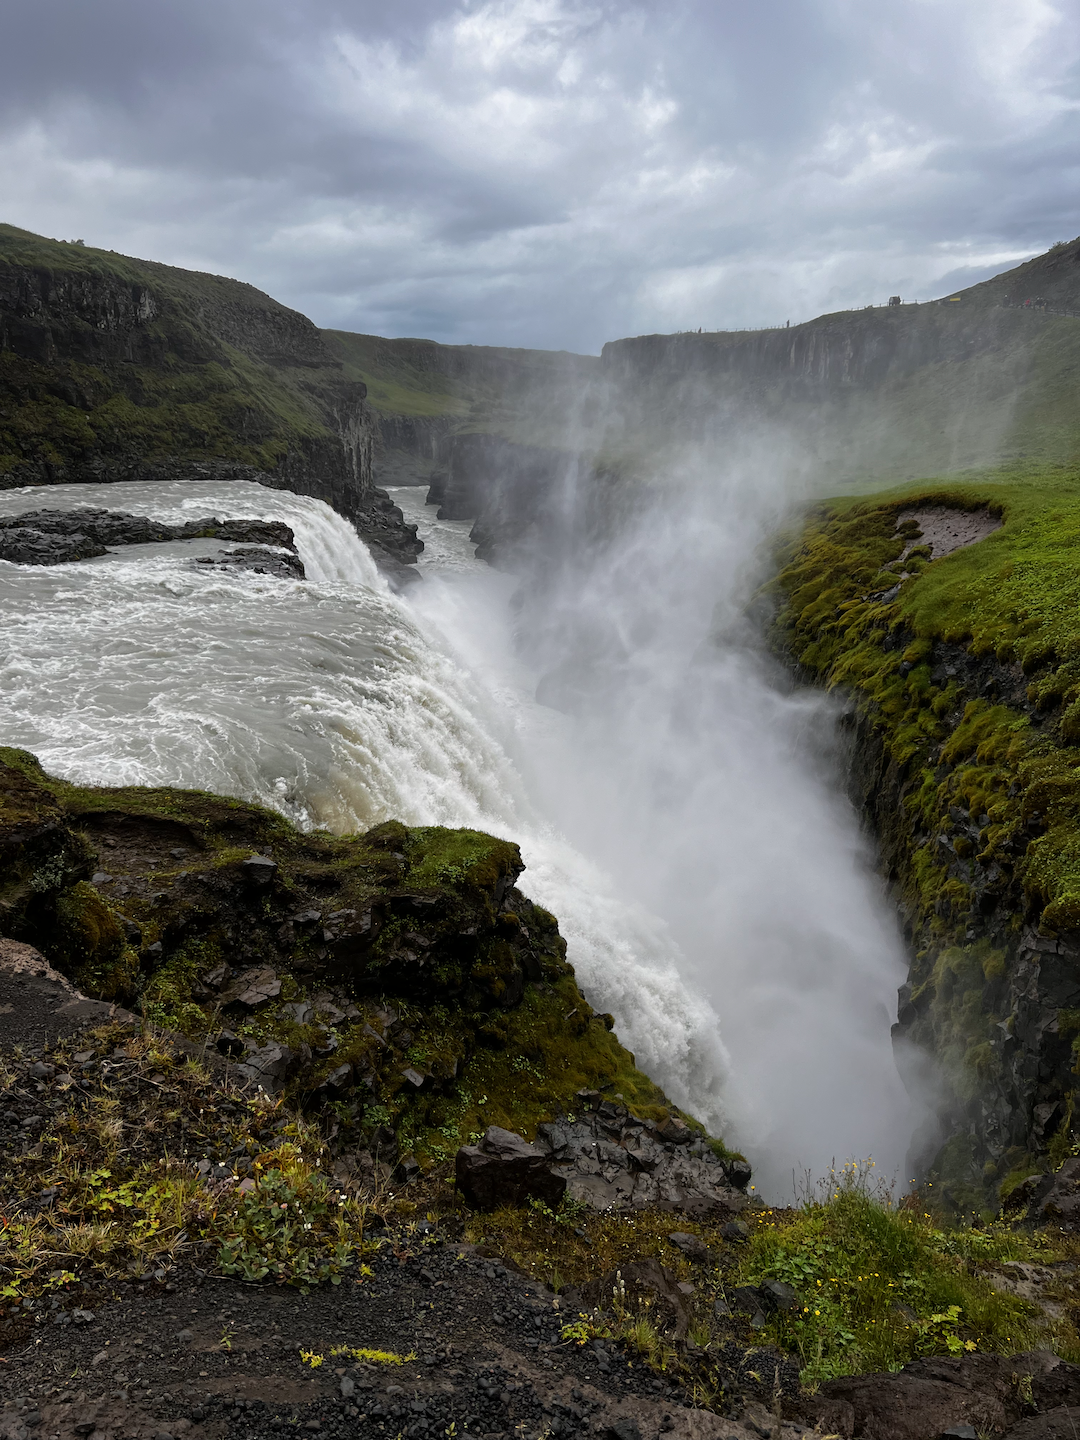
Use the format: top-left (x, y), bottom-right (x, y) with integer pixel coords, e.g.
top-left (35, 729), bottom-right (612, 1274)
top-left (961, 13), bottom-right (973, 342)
top-left (455, 1126), bottom-right (567, 1211)
top-left (194, 545), bottom-right (305, 580)
top-left (1026, 1158), bottom-right (1080, 1225)
top-left (234, 1041), bottom-right (294, 1092)
top-left (534, 1111), bottom-right (749, 1216)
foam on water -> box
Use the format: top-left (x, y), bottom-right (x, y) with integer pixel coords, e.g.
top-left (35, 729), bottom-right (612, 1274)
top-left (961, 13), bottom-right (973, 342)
top-left (0, 480), bottom-right (730, 1133)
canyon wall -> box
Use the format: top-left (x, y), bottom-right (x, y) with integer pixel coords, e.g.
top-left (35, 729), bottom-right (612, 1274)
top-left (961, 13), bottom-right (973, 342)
top-left (0, 225), bottom-right (420, 575)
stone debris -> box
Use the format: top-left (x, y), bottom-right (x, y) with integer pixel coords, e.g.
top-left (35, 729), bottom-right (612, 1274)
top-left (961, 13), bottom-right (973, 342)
top-left (533, 1094), bottom-right (750, 1215)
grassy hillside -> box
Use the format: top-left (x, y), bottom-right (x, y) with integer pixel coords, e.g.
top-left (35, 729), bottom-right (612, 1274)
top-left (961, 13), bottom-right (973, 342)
top-left (322, 329), bottom-right (595, 422)
top-left (770, 459), bottom-right (1080, 1208)
top-left (0, 224), bottom-right (365, 495)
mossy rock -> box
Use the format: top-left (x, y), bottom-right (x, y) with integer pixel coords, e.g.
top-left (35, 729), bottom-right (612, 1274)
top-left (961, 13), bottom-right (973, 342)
top-left (0, 747), bottom-right (707, 1162)
top-left (769, 463), bottom-right (1080, 1206)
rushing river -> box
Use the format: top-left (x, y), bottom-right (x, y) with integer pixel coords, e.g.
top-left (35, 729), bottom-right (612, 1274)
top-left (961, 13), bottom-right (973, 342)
top-left (0, 476), bottom-right (918, 1192)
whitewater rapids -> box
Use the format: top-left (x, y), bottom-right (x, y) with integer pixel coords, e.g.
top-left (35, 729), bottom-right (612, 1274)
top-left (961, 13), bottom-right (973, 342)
top-left (0, 478), bottom-right (917, 1191)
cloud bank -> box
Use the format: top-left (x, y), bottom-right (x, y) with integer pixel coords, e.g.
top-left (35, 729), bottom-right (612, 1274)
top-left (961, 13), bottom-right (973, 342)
top-left (1, 0), bottom-right (1078, 349)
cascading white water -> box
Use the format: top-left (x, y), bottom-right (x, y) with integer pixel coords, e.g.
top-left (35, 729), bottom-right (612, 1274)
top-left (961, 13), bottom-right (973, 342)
top-left (0, 473), bottom-right (919, 1191)
top-left (0, 479), bottom-right (731, 1140)
top-left (390, 457), bottom-right (919, 1195)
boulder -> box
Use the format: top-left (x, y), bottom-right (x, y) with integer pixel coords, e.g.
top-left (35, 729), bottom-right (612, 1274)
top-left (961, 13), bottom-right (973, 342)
top-left (534, 1110), bottom-right (749, 1217)
top-left (1005, 1410), bottom-right (1080, 1439)
top-left (234, 1041), bottom-right (294, 1092)
top-left (667, 1231), bottom-right (713, 1264)
top-left (799, 1352), bottom-right (1080, 1440)
top-left (455, 1126), bottom-right (567, 1211)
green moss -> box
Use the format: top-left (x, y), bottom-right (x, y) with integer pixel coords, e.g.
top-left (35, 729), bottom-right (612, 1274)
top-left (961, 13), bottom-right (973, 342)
top-left (53, 881), bottom-right (137, 999)
top-left (404, 826), bottom-right (521, 891)
top-left (2, 748), bottom-right (726, 1162)
top-left (742, 1166), bottom-right (1044, 1384)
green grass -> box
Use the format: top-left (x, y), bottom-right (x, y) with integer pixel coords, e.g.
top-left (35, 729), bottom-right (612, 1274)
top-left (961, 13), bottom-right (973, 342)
top-left (739, 1164), bottom-right (1064, 1385)
top-left (770, 460), bottom-right (1080, 1202)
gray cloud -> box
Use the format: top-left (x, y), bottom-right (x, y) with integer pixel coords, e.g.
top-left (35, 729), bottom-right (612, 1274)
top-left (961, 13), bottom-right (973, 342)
top-left (0, 0), bottom-right (1077, 350)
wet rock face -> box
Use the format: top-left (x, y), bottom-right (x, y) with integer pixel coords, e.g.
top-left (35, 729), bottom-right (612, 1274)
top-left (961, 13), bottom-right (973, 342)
top-left (534, 1094), bottom-right (749, 1216)
top-left (0, 508), bottom-right (302, 573)
top-left (1017, 1156), bottom-right (1080, 1226)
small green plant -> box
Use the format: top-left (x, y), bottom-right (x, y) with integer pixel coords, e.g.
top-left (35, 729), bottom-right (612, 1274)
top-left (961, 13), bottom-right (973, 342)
top-left (913, 1305), bottom-right (977, 1356)
top-left (329, 1345), bottom-right (415, 1365)
top-left (214, 1167), bottom-right (364, 1290)
top-left (559, 1314), bottom-right (612, 1346)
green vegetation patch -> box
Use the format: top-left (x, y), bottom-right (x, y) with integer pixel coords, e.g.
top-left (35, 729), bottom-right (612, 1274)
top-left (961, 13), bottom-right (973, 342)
top-left (770, 461), bottom-right (1080, 1199)
top-left (0, 223), bottom-right (351, 485)
top-left (740, 1166), bottom-right (1058, 1385)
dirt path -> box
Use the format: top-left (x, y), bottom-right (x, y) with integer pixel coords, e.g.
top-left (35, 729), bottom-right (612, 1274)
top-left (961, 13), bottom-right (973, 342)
top-left (0, 1244), bottom-right (788, 1440)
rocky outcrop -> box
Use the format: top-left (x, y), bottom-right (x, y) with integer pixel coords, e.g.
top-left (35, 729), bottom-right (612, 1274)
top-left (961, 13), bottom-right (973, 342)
top-left (455, 1125), bottom-right (567, 1210)
top-left (0, 746), bottom-right (683, 1162)
top-left (534, 1095), bottom-right (750, 1215)
top-left (0, 507), bottom-right (300, 567)
top-left (351, 488), bottom-right (423, 585)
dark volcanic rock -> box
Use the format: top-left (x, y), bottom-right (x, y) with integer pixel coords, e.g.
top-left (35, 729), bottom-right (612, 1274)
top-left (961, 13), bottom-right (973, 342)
top-left (0, 506), bottom-right (311, 581)
top-left (352, 487), bottom-right (423, 588)
top-left (194, 545), bottom-right (306, 579)
top-left (534, 1102), bottom-right (749, 1215)
top-left (0, 507), bottom-right (303, 573)
top-left (455, 1125), bottom-right (567, 1210)
top-left (1005, 1410), bottom-right (1080, 1439)
top-left (799, 1351), bottom-right (1080, 1440)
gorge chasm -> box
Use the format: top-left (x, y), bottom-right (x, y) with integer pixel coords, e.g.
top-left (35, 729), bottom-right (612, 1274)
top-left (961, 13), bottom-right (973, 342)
top-left (4, 222), bottom-right (1080, 1436)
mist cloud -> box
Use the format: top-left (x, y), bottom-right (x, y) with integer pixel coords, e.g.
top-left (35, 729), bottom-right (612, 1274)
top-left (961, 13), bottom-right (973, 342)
top-left (0, 0), bottom-right (1078, 349)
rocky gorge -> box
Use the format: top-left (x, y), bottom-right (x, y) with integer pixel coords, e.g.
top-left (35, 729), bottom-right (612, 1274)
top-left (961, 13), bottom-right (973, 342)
top-left (5, 219), bottom-right (1080, 1438)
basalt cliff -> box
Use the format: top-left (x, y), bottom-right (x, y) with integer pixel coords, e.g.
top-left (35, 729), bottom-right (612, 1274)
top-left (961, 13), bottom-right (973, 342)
top-left (0, 225), bottom-right (421, 578)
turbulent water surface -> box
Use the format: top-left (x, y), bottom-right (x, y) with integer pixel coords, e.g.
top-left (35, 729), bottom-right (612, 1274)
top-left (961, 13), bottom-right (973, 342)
top-left (0, 476), bottom-right (918, 1192)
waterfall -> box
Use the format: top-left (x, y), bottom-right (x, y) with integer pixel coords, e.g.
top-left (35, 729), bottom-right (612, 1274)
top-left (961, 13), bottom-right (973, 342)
top-left (0, 474), bottom-right (919, 1190)
top-left (0, 479), bottom-right (731, 1143)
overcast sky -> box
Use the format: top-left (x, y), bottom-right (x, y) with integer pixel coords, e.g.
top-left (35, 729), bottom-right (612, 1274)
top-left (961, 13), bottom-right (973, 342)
top-left (1, 0), bottom-right (1078, 352)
